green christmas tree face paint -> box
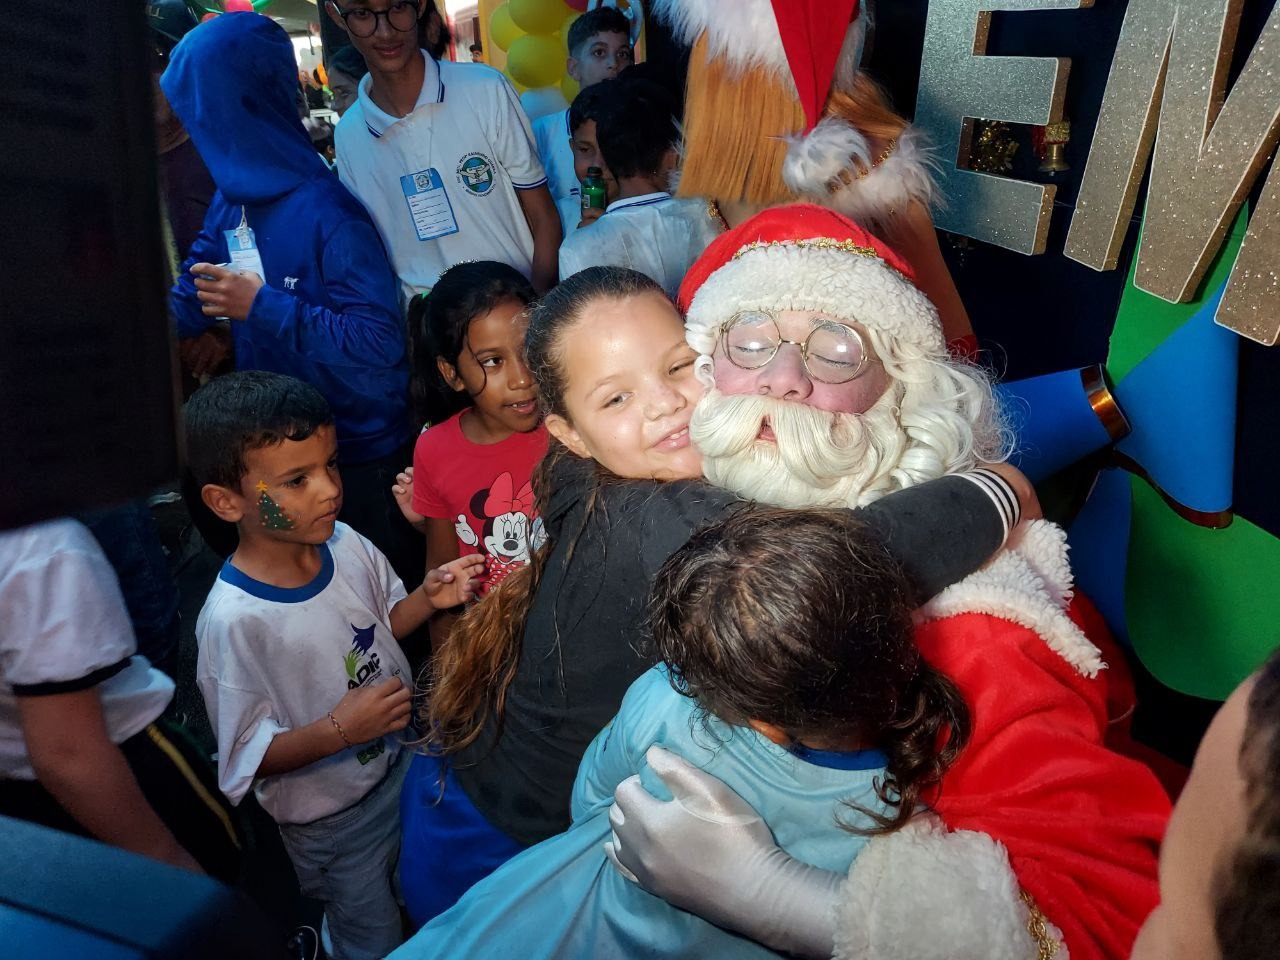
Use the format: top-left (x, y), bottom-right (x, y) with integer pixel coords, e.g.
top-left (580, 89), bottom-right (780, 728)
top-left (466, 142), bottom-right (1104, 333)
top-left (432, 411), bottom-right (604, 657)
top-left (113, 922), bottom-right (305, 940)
top-left (255, 481), bottom-right (297, 531)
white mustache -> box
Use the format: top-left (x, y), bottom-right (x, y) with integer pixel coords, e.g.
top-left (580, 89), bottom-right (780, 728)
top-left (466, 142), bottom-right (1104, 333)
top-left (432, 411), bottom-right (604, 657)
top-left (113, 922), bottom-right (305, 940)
top-left (690, 389), bottom-right (908, 508)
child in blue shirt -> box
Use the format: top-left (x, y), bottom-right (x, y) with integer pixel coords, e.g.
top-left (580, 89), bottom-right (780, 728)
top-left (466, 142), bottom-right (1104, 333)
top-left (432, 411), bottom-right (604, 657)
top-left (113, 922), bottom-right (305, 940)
top-left (392, 506), bottom-right (970, 959)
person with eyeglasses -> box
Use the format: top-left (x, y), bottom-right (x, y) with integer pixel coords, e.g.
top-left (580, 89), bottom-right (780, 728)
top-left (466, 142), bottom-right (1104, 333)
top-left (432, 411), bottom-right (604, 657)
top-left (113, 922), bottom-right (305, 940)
top-left (328, 0), bottom-right (562, 304)
top-left (596, 207), bottom-right (1168, 960)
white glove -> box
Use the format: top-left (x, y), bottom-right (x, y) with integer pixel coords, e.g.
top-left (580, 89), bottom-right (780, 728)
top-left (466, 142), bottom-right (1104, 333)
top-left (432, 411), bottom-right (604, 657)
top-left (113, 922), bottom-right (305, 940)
top-left (605, 745), bottom-right (842, 959)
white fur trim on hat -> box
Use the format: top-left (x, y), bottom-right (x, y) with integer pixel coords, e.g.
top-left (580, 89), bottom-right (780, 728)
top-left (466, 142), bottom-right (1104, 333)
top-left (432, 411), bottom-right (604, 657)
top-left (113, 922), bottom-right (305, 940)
top-left (835, 815), bottom-right (1065, 960)
top-left (684, 241), bottom-right (945, 358)
top-left (651, 0), bottom-right (867, 80)
top-left (784, 122), bottom-right (939, 223)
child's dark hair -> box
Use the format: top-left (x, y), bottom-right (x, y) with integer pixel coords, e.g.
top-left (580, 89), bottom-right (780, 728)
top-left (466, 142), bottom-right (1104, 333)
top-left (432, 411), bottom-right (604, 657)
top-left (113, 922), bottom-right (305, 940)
top-left (181, 372), bottom-right (332, 557)
top-left (427, 266), bottom-right (667, 752)
top-left (648, 507), bottom-right (972, 836)
top-left (596, 76), bottom-right (678, 181)
top-left (408, 261), bottom-right (536, 428)
top-left (569, 80), bottom-right (615, 135)
top-left (566, 6), bottom-right (631, 57)
top-left (1216, 645), bottom-right (1280, 958)
top-left (185, 370), bottom-right (333, 490)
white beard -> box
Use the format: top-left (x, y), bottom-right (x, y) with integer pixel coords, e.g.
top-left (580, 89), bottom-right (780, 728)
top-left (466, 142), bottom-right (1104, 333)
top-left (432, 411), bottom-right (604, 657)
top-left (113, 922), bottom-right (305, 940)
top-left (690, 387), bottom-right (922, 509)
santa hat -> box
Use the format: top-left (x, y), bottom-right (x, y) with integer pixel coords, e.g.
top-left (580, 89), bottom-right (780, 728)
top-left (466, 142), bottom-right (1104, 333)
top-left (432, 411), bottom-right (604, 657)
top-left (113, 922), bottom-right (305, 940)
top-left (679, 205), bottom-right (945, 359)
top-left (652, 0), bottom-right (935, 220)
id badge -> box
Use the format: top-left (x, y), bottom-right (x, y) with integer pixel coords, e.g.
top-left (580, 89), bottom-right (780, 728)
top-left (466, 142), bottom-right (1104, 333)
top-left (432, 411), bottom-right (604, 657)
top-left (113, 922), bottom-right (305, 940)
top-left (223, 219), bottom-right (266, 279)
top-left (401, 168), bottom-right (459, 242)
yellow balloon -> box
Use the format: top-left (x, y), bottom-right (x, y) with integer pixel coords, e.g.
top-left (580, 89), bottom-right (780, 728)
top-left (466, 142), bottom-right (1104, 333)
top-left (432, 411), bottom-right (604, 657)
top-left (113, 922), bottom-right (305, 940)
top-left (560, 11), bottom-right (581, 42)
top-left (505, 33), bottom-right (565, 89)
top-left (509, 0), bottom-right (564, 36)
top-left (489, 3), bottom-right (522, 52)
top-left (560, 74), bottom-right (580, 103)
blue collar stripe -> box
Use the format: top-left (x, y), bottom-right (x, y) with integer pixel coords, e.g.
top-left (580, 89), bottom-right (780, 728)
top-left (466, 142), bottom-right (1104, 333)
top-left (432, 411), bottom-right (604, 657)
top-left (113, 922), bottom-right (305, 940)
top-left (219, 543), bottom-right (335, 603)
top-left (788, 744), bottom-right (889, 771)
top-left (607, 194), bottom-right (671, 213)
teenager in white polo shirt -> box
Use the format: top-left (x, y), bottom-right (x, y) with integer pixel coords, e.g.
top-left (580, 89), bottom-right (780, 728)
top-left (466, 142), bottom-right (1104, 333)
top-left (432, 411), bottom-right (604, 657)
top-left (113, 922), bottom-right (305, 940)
top-left (329, 0), bottom-right (561, 298)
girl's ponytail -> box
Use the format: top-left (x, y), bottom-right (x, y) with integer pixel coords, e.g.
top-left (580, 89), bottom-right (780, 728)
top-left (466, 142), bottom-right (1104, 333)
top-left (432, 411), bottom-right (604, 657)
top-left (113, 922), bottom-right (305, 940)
top-left (425, 551), bottom-right (542, 753)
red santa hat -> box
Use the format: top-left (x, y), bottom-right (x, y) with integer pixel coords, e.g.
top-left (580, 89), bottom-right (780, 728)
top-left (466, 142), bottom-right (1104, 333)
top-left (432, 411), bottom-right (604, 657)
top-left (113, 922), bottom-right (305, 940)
top-left (679, 204), bottom-right (945, 358)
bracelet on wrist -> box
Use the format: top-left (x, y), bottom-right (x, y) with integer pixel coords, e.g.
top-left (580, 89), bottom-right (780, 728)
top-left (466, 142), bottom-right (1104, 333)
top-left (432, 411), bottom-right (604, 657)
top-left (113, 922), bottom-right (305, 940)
top-left (327, 711), bottom-right (353, 748)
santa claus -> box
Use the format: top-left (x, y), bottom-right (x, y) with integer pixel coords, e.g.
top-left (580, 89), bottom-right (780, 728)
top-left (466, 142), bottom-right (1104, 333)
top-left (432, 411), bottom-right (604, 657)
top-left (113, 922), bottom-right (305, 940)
top-left (607, 205), bottom-right (1170, 960)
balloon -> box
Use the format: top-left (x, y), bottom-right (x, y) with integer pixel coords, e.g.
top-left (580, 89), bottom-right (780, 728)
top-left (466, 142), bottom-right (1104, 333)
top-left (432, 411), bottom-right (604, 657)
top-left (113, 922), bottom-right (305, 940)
top-left (201, 12), bottom-right (219, 21)
top-left (565, 0), bottom-right (590, 10)
top-left (489, 4), bottom-right (522, 52)
top-left (560, 11), bottom-right (581, 41)
top-left (505, 33), bottom-right (565, 89)
top-left (224, 0), bottom-right (254, 11)
top-left (521, 85), bottom-right (570, 121)
top-left (509, 0), bottom-right (564, 36)
top-left (560, 74), bottom-right (580, 103)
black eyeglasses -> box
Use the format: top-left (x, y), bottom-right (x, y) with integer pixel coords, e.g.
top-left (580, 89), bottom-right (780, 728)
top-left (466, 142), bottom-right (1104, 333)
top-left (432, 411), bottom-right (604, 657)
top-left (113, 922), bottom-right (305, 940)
top-left (330, 1), bottom-right (419, 39)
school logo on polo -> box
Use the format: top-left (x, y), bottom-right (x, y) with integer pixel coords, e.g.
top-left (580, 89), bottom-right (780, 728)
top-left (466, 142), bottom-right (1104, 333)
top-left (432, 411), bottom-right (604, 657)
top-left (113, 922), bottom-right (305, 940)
top-left (456, 152), bottom-right (495, 195)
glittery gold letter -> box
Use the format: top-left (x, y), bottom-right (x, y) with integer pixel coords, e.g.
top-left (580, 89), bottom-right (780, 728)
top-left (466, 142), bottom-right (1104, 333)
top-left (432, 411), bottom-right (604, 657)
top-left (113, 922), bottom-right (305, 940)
top-left (914, 0), bottom-right (1091, 254)
top-left (1065, 0), bottom-right (1280, 344)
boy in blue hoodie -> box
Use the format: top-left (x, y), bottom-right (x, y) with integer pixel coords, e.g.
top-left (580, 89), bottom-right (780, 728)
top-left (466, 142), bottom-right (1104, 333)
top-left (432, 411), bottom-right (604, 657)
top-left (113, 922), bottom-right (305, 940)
top-left (164, 12), bottom-right (421, 583)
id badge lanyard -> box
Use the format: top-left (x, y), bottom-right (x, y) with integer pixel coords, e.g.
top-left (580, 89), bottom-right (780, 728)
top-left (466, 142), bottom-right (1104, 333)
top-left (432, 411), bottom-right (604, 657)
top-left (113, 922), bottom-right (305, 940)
top-left (223, 207), bottom-right (266, 279)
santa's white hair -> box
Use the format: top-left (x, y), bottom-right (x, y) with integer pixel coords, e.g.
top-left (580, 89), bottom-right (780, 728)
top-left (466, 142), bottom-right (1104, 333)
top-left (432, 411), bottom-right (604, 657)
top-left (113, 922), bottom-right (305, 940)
top-left (691, 329), bottom-right (1012, 509)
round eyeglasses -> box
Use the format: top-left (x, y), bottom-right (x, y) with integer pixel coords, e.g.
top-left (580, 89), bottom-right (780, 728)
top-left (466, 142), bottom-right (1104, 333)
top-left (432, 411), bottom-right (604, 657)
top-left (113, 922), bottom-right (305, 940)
top-left (331, 1), bottom-right (419, 39)
top-left (717, 311), bottom-right (877, 385)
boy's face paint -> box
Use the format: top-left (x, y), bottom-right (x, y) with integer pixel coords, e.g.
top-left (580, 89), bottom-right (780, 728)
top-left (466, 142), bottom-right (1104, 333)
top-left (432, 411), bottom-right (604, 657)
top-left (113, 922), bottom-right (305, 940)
top-left (234, 426), bottom-right (343, 545)
top-left (255, 481), bottom-right (298, 530)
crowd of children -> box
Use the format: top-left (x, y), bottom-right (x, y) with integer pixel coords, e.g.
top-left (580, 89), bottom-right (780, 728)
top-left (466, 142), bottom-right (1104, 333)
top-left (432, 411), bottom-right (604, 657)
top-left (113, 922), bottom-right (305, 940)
top-left (2, 4), bottom-right (1276, 960)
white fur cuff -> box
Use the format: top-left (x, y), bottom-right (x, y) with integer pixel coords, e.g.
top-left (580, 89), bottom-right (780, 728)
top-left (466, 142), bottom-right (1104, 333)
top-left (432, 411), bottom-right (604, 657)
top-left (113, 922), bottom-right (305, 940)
top-left (834, 816), bottom-right (1066, 960)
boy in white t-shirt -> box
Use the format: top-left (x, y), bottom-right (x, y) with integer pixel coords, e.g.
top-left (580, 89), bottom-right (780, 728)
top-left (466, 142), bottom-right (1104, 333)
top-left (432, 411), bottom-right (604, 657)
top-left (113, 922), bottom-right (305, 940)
top-left (559, 78), bottom-right (724, 296)
top-left (531, 6), bottom-right (634, 234)
top-left (329, 0), bottom-right (560, 299)
top-left (188, 371), bottom-right (483, 960)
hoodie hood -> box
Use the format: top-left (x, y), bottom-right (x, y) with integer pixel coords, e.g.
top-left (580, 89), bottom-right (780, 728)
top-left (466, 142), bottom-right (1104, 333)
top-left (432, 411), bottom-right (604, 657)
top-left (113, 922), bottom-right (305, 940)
top-left (161, 12), bottom-right (326, 204)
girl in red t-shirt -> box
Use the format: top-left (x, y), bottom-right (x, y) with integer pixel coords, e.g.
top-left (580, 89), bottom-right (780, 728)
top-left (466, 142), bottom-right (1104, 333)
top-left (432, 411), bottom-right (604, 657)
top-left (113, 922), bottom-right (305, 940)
top-left (393, 262), bottom-right (549, 649)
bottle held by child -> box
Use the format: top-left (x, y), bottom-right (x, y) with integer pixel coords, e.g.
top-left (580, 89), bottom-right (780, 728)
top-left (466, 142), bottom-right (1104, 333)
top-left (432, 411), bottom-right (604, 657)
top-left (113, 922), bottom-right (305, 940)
top-left (581, 166), bottom-right (608, 213)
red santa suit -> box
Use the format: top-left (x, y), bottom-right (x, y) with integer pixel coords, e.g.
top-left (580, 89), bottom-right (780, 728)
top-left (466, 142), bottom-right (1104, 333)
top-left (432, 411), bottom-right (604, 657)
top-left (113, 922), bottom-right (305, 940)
top-left (676, 207), bottom-right (1167, 959)
top-left (835, 521), bottom-right (1169, 960)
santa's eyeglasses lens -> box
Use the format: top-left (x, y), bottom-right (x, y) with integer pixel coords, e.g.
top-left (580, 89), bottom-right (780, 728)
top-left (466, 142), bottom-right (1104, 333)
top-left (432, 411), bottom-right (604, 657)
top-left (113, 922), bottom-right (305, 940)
top-left (332, 1), bottom-right (419, 38)
top-left (719, 312), bottom-right (872, 384)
